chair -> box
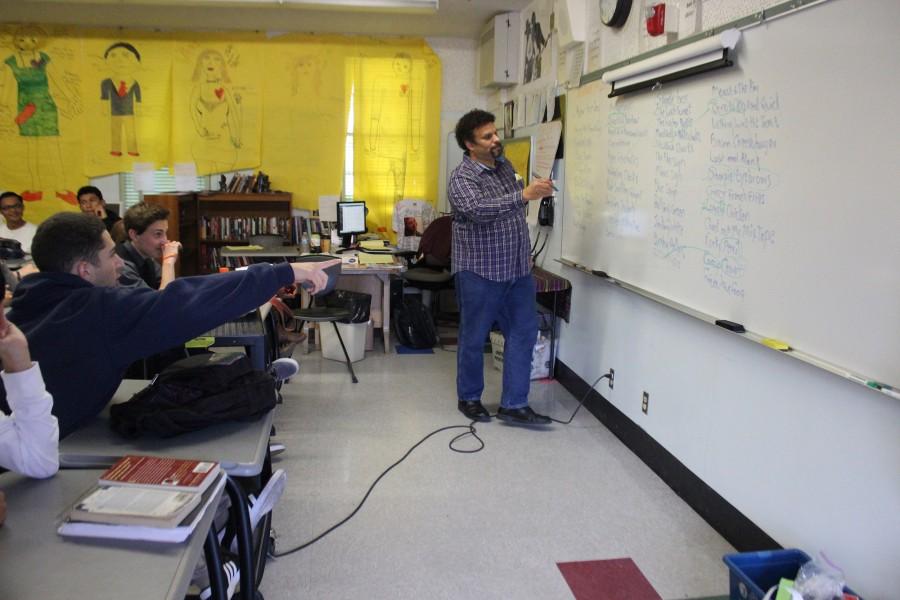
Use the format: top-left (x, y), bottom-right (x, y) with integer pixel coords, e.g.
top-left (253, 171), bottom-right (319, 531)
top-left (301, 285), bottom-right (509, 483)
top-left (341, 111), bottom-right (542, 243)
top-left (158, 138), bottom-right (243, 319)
top-left (277, 255), bottom-right (359, 383)
top-left (397, 215), bottom-right (454, 321)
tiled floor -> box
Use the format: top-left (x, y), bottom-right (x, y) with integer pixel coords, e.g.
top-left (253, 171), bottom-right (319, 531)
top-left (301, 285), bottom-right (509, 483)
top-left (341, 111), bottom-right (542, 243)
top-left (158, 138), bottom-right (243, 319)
top-left (259, 343), bottom-right (734, 599)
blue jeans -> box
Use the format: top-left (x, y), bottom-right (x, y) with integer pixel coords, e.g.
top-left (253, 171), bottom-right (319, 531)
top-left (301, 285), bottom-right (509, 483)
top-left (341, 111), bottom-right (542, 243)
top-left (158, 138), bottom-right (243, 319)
top-left (455, 271), bottom-right (537, 409)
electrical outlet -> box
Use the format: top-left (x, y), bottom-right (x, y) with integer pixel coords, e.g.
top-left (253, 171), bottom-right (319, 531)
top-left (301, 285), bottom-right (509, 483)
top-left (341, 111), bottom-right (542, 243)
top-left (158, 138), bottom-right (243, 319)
top-left (608, 368), bottom-right (615, 390)
top-left (641, 391), bottom-right (649, 414)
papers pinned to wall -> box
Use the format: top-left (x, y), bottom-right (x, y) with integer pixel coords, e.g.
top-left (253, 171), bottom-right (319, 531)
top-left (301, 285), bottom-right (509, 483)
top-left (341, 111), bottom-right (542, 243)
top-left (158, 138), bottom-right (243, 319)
top-left (174, 163), bottom-right (198, 191)
top-left (318, 195), bottom-right (339, 222)
top-left (133, 163), bottom-right (155, 193)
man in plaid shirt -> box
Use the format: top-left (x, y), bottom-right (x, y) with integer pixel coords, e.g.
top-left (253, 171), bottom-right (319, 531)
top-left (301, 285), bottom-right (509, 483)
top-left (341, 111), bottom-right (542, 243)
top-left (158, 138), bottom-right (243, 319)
top-left (449, 109), bottom-right (555, 425)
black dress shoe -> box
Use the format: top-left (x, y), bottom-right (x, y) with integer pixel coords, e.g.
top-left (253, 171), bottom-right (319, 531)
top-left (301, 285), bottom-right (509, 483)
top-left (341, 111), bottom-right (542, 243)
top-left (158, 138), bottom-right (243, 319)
top-left (496, 406), bottom-right (551, 425)
top-left (458, 400), bottom-right (491, 422)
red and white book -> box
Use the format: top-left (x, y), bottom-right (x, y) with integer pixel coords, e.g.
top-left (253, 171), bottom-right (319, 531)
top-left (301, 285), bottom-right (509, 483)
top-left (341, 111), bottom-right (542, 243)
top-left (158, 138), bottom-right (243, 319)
top-left (99, 455), bottom-right (220, 495)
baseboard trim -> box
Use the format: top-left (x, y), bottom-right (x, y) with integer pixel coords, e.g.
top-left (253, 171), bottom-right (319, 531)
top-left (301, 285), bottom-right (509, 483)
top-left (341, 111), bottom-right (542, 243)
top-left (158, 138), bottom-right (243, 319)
top-left (554, 360), bottom-right (780, 552)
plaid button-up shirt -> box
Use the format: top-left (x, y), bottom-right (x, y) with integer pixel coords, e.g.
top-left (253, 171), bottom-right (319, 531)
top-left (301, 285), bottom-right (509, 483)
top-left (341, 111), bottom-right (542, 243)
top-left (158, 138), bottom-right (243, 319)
top-left (448, 154), bottom-right (531, 282)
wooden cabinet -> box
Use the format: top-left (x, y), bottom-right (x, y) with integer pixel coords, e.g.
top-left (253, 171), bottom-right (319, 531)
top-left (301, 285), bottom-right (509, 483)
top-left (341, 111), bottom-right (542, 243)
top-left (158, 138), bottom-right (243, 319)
top-left (145, 192), bottom-right (293, 275)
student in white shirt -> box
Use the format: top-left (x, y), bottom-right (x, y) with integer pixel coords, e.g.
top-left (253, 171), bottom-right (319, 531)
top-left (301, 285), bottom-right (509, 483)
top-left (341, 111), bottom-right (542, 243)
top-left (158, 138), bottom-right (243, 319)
top-left (0, 192), bottom-right (38, 254)
top-left (0, 310), bottom-right (58, 481)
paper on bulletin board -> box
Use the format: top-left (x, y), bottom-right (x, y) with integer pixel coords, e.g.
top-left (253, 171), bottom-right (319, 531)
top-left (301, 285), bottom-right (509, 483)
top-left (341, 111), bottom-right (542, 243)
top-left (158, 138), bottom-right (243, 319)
top-left (532, 121), bottom-right (562, 179)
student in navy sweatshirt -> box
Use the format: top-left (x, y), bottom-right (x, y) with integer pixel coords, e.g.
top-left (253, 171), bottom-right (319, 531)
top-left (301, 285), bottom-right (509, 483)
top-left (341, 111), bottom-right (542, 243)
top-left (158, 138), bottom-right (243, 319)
top-left (2, 212), bottom-right (336, 438)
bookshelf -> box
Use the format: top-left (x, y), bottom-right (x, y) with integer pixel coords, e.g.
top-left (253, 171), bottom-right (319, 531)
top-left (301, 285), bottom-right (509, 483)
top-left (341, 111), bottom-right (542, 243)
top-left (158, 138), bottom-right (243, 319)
top-left (145, 192), bottom-right (293, 274)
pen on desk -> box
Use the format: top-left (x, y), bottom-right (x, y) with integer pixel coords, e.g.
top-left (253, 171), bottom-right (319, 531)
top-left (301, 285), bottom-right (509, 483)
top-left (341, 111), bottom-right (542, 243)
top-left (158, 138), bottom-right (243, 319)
top-left (531, 172), bottom-right (558, 191)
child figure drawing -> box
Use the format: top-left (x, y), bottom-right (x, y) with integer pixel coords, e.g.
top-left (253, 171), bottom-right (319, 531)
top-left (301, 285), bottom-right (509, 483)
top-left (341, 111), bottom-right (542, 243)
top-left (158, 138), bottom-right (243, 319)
top-left (189, 49), bottom-right (242, 173)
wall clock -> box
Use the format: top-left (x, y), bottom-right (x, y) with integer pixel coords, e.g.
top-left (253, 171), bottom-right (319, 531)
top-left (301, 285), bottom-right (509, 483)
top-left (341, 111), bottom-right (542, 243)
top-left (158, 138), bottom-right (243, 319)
top-left (600, 0), bottom-right (632, 28)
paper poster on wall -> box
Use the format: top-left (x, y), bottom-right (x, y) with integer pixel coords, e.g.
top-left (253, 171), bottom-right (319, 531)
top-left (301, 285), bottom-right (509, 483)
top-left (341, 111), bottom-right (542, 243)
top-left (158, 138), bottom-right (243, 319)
top-left (0, 24), bottom-right (86, 222)
top-left (174, 162), bottom-right (198, 191)
top-left (81, 31), bottom-right (173, 178)
top-left (515, 94), bottom-right (526, 127)
top-left (132, 162), bottom-right (155, 191)
top-left (318, 195), bottom-right (338, 222)
top-left (532, 120), bottom-right (561, 178)
top-left (522, 0), bottom-right (554, 84)
top-left (171, 35), bottom-right (265, 176)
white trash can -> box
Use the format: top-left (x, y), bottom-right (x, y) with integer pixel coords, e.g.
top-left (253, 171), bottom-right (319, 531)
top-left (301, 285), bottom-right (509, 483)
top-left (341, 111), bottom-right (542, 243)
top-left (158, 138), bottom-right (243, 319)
top-left (490, 331), bottom-right (552, 380)
top-left (320, 320), bottom-right (369, 363)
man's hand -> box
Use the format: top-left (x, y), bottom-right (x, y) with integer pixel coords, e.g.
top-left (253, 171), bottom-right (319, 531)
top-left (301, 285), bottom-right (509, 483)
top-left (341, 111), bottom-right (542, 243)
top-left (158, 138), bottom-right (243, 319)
top-left (290, 259), bottom-right (340, 295)
top-left (162, 241), bottom-right (182, 265)
top-left (0, 311), bottom-right (31, 374)
top-left (523, 178), bottom-right (554, 202)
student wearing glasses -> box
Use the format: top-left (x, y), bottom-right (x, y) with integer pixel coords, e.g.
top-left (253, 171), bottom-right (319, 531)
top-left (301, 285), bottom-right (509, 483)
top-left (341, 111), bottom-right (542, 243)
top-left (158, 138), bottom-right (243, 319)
top-left (0, 192), bottom-right (38, 254)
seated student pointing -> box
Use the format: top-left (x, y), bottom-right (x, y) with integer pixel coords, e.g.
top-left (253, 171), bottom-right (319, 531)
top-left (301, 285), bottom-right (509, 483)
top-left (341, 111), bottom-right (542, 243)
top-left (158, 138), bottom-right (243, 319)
top-left (2, 212), bottom-right (337, 438)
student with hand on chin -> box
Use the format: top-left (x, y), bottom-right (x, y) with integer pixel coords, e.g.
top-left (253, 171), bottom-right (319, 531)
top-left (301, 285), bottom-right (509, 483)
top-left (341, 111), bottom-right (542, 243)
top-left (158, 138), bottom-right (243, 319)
top-left (116, 201), bottom-right (181, 290)
top-left (77, 185), bottom-right (126, 243)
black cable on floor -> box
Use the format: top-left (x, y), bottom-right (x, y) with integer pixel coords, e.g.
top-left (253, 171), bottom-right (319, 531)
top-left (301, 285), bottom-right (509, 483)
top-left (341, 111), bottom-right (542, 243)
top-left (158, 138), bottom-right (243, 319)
top-left (272, 372), bottom-right (609, 558)
top-left (271, 421), bottom-right (485, 558)
top-left (549, 372), bottom-right (610, 425)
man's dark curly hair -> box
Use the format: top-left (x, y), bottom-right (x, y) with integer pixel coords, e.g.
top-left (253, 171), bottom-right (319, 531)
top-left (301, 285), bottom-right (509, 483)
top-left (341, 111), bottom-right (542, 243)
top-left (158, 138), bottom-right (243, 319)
top-left (454, 109), bottom-right (496, 152)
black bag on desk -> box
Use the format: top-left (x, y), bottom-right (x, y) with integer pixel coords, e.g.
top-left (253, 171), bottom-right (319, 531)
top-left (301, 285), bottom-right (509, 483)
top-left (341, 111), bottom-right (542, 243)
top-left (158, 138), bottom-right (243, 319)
top-left (109, 352), bottom-right (276, 438)
top-left (392, 295), bottom-right (437, 349)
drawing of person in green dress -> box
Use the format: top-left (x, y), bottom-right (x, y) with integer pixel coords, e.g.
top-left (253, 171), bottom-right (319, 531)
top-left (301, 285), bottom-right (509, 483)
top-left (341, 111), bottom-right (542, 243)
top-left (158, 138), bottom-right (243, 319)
top-left (2, 26), bottom-right (80, 204)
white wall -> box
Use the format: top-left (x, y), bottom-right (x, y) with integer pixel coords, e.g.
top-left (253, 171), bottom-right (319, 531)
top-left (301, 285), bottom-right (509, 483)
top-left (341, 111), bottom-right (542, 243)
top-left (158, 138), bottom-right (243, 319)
top-left (499, 1), bottom-right (900, 598)
top-left (426, 37), bottom-right (491, 213)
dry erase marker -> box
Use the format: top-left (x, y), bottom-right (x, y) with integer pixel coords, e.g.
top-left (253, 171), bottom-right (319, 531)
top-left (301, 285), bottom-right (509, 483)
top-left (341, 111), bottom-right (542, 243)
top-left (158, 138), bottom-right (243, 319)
top-left (532, 173), bottom-right (559, 191)
top-left (761, 338), bottom-right (791, 351)
top-left (866, 381), bottom-right (896, 392)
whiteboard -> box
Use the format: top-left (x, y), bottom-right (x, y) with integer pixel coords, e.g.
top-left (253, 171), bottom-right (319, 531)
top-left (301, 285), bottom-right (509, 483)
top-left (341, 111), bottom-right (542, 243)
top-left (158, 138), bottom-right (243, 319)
top-left (563, 0), bottom-right (900, 386)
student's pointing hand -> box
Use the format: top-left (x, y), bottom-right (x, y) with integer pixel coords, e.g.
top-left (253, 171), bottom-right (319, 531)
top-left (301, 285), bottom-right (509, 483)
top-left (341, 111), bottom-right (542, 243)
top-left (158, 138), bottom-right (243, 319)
top-left (290, 258), bottom-right (340, 295)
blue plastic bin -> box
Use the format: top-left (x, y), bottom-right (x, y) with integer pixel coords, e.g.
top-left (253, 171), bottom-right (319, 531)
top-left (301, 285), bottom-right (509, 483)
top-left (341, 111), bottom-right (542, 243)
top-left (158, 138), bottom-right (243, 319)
top-left (723, 549), bottom-right (861, 600)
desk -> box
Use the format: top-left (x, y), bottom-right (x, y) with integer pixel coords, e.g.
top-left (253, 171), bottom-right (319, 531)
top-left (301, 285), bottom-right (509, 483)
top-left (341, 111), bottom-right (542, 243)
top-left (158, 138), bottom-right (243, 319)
top-left (220, 247), bottom-right (405, 352)
top-left (337, 253), bottom-right (404, 353)
top-left (60, 380), bottom-right (274, 477)
top-left (0, 468), bottom-right (220, 600)
top-left (201, 309), bottom-right (267, 370)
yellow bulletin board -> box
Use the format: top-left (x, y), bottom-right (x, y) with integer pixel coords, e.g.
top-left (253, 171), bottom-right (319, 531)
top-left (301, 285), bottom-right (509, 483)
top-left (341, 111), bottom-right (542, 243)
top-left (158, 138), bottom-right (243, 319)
top-left (501, 136), bottom-right (531, 184)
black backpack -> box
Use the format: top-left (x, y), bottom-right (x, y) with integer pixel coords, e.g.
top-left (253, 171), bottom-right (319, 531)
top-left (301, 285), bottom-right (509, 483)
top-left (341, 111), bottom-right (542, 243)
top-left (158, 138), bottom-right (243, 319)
top-left (109, 353), bottom-right (276, 438)
top-left (0, 238), bottom-right (24, 260)
top-left (392, 295), bottom-right (438, 349)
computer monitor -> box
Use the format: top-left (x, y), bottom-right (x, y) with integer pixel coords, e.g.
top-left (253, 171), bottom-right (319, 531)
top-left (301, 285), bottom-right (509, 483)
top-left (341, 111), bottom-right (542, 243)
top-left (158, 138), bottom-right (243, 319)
top-left (336, 201), bottom-right (366, 249)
